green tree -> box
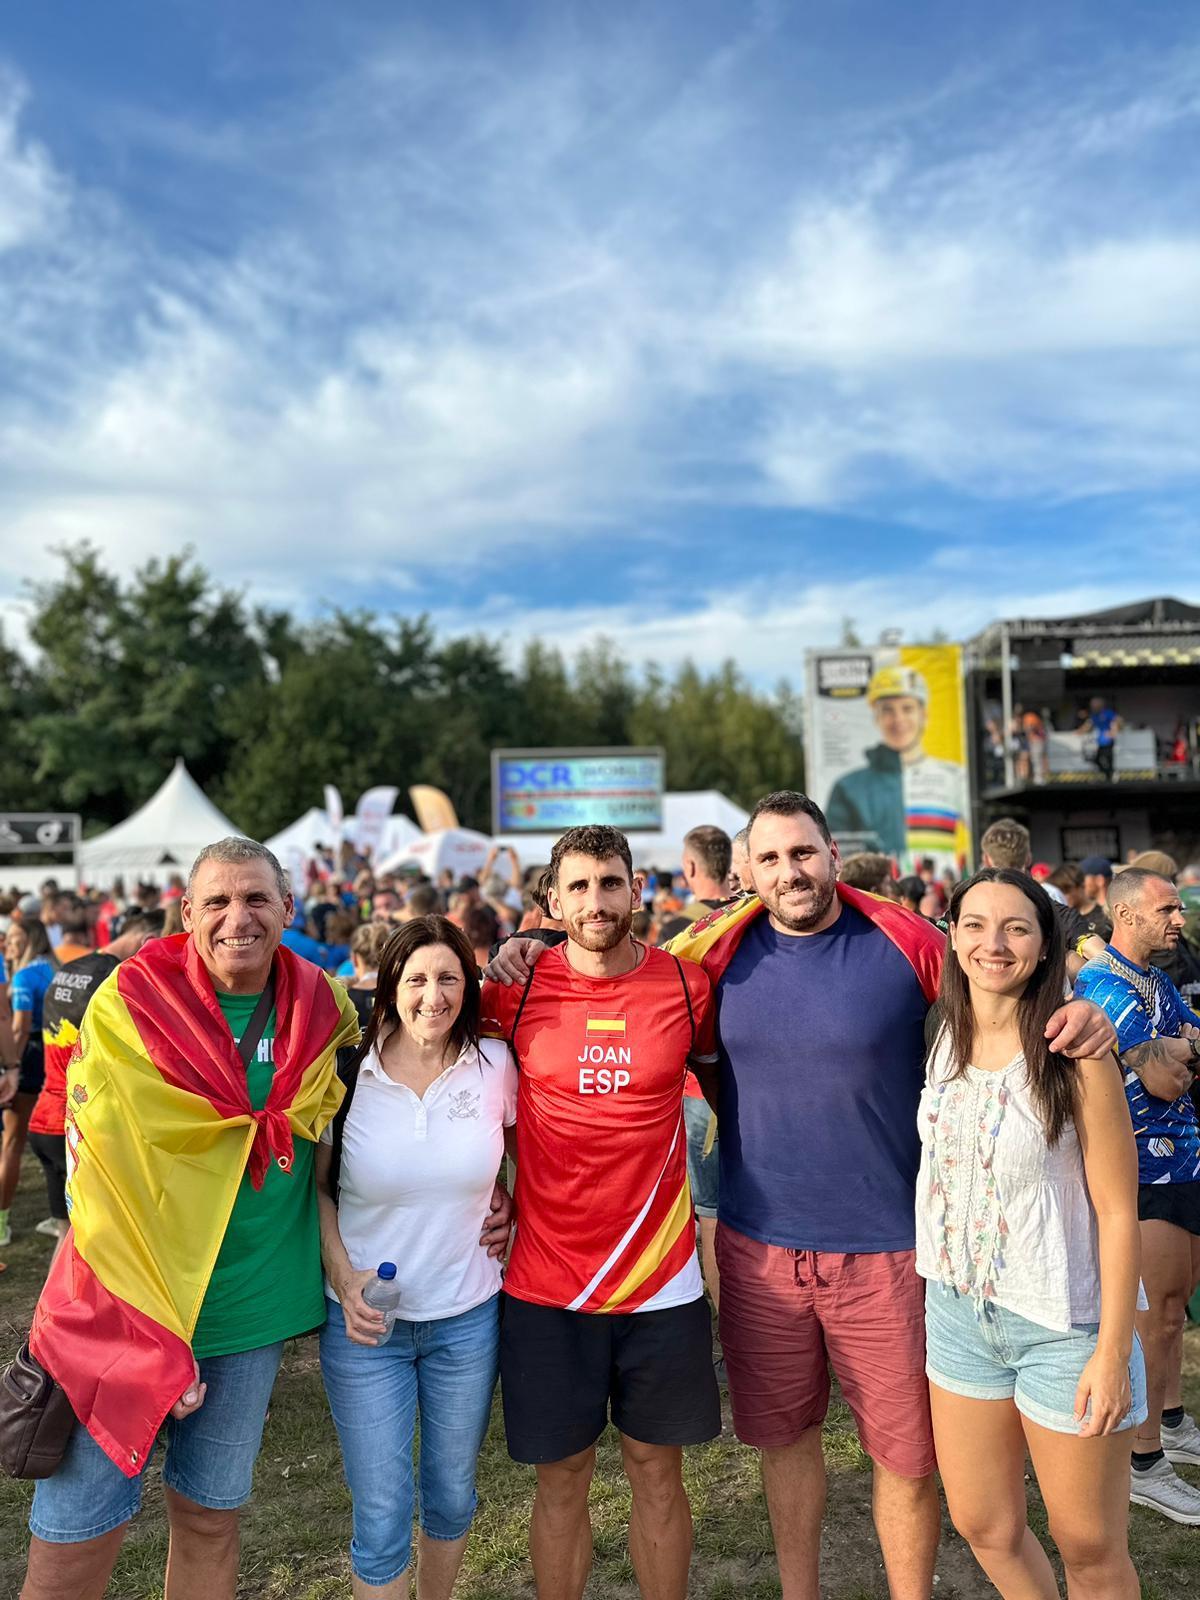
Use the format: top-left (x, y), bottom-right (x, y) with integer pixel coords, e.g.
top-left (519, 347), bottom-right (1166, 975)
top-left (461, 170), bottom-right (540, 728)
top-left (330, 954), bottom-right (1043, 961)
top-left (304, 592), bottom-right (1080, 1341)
top-left (630, 658), bottom-right (805, 807)
top-left (3, 547), bottom-right (814, 841)
top-left (511, 641), bottom-right (577, 747)
top-left (218, 614), bottom-right (441, 838)
top-left (21, 545), bottom-right (266, 827)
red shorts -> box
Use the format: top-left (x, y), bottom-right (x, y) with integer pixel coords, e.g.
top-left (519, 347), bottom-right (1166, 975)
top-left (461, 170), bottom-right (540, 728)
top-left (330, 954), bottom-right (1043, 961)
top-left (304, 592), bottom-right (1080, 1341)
top-left (715, 1222), bottom-right (934, 1478)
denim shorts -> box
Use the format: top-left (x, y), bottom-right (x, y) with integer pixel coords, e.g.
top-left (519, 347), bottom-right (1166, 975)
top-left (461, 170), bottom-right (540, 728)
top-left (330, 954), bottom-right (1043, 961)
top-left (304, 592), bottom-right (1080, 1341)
top-left (29, 1340), bottom-right (284, 1542)
top-left (924, 1280), bottom-right (1147, 1435)
top-left (320, 1294), bottom-right (499, 1586)
top-left (683, 1096), bottom-right (718, 1219)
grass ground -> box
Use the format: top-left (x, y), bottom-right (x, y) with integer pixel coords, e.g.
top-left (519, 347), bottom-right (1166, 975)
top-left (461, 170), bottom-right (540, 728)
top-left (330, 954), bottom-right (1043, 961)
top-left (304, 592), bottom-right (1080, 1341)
top-left (2, 1159), bottom-right (1199, 1598)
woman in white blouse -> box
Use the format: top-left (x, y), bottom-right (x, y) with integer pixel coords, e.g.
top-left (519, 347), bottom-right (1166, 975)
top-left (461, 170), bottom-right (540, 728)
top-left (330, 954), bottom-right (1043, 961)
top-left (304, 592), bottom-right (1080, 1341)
top-left (317, 916), bottom-right (517, 1600)
top-left (916, 868), bottom-right (1143, 1600)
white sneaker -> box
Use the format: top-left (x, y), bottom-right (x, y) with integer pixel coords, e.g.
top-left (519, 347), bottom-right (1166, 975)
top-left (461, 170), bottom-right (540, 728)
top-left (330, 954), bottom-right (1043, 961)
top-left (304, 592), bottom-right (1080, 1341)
top-left (1130, 1457), bottom-right (1200, 1524)
top-left (35, 1217), bottom-right (61, 1238)
top-left (0, 1220), bottom-right (10, 1248)
top-left (1162, 1412), bottom-right (1200, 1466)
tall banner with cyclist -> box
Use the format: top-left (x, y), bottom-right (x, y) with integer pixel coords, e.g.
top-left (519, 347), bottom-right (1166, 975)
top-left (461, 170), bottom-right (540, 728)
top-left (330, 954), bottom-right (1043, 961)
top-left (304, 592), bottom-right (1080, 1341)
top-left (805, 644), bottom-right (971, 873)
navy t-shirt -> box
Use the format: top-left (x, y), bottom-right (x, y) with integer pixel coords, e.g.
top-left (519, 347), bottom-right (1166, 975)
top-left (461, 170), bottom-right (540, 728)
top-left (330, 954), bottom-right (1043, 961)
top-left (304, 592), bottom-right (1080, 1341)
top-left (715, 906), bottom-right (931, 1253)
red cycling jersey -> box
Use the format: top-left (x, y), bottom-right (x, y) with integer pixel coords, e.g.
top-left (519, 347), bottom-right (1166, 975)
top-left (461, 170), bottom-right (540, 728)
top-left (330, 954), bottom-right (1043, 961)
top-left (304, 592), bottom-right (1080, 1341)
top-left (482, 942), bottom-right (716, 1314)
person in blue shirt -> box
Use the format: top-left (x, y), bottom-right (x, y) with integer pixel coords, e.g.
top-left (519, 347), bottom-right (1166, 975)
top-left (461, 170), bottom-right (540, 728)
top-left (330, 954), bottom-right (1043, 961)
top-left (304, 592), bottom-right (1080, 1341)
top-left (1075, 866), bottom-right (1200, 1523)
top-left (1081, 697), bottom-right (1122, 781)
top-left (0, 918), bottom-right (58, 1246)
top-left (280, 910), bottom-right (349, 973)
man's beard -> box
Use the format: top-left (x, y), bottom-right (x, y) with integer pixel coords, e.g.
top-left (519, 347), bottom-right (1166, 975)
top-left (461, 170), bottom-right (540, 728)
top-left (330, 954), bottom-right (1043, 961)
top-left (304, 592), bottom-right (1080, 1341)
top-left (763, 872), bottom-right (837, 932)
top-left (567, 908), bottom-right (633, 951)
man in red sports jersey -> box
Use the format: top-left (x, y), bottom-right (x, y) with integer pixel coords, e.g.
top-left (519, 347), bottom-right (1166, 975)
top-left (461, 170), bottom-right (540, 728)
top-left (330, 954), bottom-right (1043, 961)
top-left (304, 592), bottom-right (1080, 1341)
top-left (481, 824), bottom-right (719, 1600)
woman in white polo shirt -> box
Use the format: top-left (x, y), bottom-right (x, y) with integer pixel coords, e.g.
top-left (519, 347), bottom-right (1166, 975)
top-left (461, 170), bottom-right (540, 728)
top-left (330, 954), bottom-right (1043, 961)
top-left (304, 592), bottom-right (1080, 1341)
top-left (317, 915), bottom-right (517, 1600)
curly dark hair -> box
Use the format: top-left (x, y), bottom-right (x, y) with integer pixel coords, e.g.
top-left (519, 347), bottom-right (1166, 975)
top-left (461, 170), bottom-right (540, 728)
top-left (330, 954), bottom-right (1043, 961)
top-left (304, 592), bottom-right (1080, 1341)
top-left (549, 826), bottom-right (633, 885)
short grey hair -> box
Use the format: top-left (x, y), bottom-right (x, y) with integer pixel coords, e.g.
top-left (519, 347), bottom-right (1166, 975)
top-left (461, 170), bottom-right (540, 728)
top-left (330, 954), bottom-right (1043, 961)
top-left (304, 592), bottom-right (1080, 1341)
top-left (188, 837), bottom-right (291, 902)
top-left (731, 826), bottom-right (750, 853)
top-left (1107, 866), bottom-right (1171, 915)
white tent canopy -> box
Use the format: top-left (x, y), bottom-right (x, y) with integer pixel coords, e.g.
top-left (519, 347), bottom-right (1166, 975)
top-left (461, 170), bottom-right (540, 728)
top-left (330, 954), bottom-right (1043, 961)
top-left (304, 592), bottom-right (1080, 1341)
top-left (621, 790), bottom-right (749, 870)
top-left (78, 759), bottom-right (245, 886)
top-left (376, 827), bottom-right (493, 881)
top-left (267, 807), bottom-right (422, 894)
top-left (264, 807), bottom-right (335, 862)
top-left (377, 813), bottom-right (422, 860)
top-left (267, 808), bottom-right (421, 863)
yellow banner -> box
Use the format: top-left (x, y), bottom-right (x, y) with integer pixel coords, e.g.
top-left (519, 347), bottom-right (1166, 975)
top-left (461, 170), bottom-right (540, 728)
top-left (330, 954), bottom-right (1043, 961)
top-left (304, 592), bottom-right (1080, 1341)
top-left (408, 785), bottom-right (460, 832)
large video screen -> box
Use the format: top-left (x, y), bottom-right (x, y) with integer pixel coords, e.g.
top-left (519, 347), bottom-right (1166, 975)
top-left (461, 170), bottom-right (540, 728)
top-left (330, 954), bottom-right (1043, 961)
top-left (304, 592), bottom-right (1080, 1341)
top-left (492, 748), bottom-right (665, 834)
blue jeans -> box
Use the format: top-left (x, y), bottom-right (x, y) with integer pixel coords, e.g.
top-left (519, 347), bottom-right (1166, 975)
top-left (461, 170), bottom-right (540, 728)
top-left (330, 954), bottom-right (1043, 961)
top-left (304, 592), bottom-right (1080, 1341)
top-left (683, 1095), bottom-right (718, 1219)
top-left (29, 1341), bottom-right (284, 1542)
top-left (319, 1294), bottom-right (499, 1585)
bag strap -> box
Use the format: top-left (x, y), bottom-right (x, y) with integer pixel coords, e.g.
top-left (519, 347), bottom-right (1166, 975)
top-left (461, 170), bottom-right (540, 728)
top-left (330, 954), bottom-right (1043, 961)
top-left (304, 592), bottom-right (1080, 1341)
top-left (326, 1044), bottom-right (362, 1201)
top-left (507, 959), bottom-right (539, 1072)
top-left (670, 953), bottom-right (697, 1057)
top-left (236, 974), bottom-right (276, 1070)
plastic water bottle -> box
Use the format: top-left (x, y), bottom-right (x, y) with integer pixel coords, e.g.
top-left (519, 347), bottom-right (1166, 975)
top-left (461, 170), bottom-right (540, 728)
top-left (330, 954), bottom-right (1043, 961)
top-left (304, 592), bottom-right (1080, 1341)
top-left (361, 1262), bottom-right (401, 1344)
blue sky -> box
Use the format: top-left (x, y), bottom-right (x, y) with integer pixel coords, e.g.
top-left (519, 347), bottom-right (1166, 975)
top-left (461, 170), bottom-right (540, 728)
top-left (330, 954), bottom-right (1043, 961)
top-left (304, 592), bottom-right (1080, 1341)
top-left (1, 1), bottom-right (1197, 682)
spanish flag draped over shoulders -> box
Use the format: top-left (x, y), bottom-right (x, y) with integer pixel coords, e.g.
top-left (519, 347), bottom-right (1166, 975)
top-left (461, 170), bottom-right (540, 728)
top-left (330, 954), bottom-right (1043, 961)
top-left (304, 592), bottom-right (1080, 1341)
top-left (665, 882), bottom-right (943, 1001)
top-left (30, 933), bottom-right (359, 1477)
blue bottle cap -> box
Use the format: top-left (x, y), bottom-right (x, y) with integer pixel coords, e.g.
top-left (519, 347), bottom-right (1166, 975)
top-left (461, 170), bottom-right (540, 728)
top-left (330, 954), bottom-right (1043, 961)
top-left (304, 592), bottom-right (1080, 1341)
top-left (377, 1262), bottom-right (397, 1280)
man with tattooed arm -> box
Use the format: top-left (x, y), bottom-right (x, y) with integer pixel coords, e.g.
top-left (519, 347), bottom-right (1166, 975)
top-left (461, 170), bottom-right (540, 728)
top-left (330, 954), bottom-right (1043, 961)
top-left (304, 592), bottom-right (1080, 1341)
top-left (1075, 868), bottom-right (1200, 1523)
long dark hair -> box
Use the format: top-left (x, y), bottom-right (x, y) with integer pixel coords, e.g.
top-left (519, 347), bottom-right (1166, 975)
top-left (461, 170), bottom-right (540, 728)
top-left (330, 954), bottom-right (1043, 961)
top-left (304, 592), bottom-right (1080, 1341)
top-left (13, 919), bottom-right (56, 970)
top-left (938, 868), bottom-right (1074, 1144)
top-left (355, 915), bottom-right (482, 1069)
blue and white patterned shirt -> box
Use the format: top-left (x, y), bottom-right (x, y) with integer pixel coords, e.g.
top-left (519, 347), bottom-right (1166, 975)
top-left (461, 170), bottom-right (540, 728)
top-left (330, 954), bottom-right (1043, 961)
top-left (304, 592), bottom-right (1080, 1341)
top-left (1075, 947), bottom-right (1200, 1185)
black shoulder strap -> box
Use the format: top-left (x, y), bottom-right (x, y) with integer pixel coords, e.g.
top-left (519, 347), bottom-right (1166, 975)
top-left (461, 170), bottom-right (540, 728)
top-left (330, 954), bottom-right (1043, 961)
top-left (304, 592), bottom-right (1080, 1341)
top-left (237, 975), bottom-right (276, 1070)
top-left (506, 960), bottom-right (539, 1071)
top-left (325, 1044), bottom-right (362, 1201)
top-left (670, 953), bottom-right (697, 1056)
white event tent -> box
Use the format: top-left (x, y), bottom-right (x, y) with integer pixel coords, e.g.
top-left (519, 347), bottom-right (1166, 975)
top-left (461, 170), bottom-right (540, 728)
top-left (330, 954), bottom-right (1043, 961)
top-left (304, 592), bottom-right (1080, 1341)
top-left (264, 806), bottom-right (335, 862)
top-left (78, 759), bottom-right (245, 887)
top-left (375, 826), bottom-right (493, 881)
top-left (268, 806), bottom-right (423, 893)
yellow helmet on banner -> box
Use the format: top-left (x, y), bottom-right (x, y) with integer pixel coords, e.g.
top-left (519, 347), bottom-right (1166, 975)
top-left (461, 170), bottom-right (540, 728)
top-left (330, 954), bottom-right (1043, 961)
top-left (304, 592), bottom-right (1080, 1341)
top-left (867, 665), bottom-right (928, 705)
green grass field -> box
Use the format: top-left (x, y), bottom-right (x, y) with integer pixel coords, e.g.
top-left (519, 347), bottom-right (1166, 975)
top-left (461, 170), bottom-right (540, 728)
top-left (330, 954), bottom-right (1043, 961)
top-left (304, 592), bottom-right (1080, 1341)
top-left (2, 1159), bottom-right (1198, 1598)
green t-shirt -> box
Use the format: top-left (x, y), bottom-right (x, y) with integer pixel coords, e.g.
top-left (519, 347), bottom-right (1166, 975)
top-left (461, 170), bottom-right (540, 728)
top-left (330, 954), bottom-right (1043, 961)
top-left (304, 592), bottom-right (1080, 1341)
top-left (190, 991), bottom-right (327, 1358)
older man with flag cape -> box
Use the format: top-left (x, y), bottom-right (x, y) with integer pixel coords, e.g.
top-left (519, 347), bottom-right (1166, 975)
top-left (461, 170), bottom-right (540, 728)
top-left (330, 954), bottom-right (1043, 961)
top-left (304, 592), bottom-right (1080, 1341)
top-left (21, 839), bottom-right (360, 1600)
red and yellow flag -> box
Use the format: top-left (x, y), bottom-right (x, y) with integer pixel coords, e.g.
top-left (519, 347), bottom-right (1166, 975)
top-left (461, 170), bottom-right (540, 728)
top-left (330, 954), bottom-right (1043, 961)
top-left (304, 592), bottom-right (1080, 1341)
top-left (665, 882), bottom-right (944, 999)
top-left (31, 934), bottom-right (359, 1476)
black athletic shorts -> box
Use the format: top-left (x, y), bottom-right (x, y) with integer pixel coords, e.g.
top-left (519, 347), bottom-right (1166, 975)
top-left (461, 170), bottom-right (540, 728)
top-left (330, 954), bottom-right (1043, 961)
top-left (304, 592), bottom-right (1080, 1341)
top-left (1138, 1180), bottom-right (1200, 1236)
top-left (28, 1131), bottom-right (68, 1221)
top-left (16, 1041), bottom-right (45, 1098)
top-left (499, 1292), bottom-right (720, 1464)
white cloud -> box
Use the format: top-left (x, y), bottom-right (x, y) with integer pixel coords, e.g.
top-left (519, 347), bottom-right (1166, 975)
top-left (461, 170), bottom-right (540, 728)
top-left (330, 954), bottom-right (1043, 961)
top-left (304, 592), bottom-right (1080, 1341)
top-left (0, 74), bottom-right (64, 252)
top-left (429, 570), bottom-right (1181, 689)
top-left (0, 18), bottom-right (1197, 631)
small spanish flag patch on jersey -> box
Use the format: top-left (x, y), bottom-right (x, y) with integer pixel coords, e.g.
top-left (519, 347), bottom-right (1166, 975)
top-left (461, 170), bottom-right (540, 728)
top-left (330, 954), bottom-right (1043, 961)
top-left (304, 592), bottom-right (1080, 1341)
top-left (586, 1014), bottom-right (627, 1037)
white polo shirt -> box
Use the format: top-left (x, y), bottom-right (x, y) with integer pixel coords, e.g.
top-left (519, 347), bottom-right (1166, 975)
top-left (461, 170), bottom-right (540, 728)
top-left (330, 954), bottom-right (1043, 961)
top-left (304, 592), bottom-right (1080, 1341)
top-left (323, 1035), bottom-right (517, 1321)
